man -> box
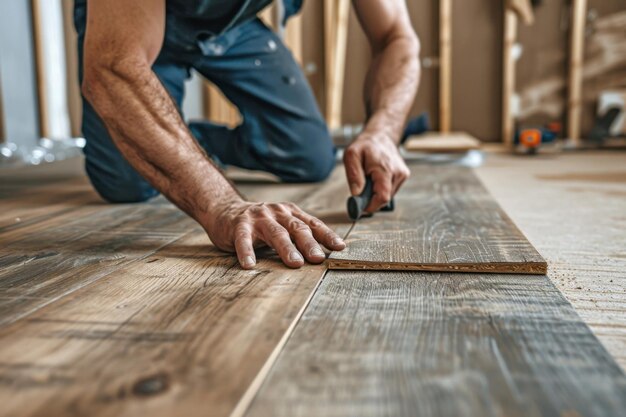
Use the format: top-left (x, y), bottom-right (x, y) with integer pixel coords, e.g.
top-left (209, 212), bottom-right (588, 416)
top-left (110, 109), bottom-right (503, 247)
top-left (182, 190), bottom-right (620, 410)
top-left (76, 0), bottom-right (420, 269)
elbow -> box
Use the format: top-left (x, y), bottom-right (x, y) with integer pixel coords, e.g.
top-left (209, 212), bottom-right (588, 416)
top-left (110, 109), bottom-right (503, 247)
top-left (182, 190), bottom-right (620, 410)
top-left (81, 59), bottom-right (117, 111)
top-left (81, 53), bottom-right (150, 109)
top-left (81, 64), bottom-right (105, 106)
top-left (407, 30), bottom-right (420, 58)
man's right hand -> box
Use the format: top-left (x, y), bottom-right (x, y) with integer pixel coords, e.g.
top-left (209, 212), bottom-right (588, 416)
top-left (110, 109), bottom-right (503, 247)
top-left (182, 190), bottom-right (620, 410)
top-left (204, 199), bottom-right (346, 269)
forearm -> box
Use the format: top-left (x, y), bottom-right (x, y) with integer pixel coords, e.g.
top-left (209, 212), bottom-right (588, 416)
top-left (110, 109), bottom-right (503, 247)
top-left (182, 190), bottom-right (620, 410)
top-left (82, 61), bottom-right (241, 226)
top-left (362, 36), bottom-right (420, 143)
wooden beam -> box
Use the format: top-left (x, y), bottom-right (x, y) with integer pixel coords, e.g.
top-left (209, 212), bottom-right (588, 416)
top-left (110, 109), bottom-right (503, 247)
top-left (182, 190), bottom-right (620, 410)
top-left (323, 0), bottom-right (336, 115)
top-left (567, 0), bottom-right (587, 146)
top-left (203, 82), bottom-right (240, 128)
top-left (284, 13), bottom-right (303, 64)
top-left (325, 0), bottom-right (349, 130)
top-left (509, 0), bottom-right (535, 25)
top-left (439, 0), bottom-right (452, 133)
top-left (502, 6), bottom-right (518, 148)
top-left (258, 4), bottom-right (277, 29)
top-left (31, 0), bottom-right (72, 139)
top-left (328, 165), bottom-right (547, 274)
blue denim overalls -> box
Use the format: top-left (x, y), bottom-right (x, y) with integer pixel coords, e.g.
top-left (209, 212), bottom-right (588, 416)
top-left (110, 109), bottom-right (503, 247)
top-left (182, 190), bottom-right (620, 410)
top-left (75, 0), bottom-right (333, 203)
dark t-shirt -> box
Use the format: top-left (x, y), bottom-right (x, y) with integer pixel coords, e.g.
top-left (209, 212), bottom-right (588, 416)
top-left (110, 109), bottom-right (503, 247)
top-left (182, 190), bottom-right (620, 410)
top-left (74, 0), bottom-right (274, 34)
top-left (166, 0), bottom-right (273, 33)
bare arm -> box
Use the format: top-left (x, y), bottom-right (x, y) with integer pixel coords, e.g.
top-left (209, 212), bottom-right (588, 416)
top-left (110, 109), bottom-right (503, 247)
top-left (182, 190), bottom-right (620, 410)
top-left (344, 0), bottom-right (420, 210)
top-left (83, 0), bottom-right (344, 268)
top-left (82, 0), bottom-right (237, 224)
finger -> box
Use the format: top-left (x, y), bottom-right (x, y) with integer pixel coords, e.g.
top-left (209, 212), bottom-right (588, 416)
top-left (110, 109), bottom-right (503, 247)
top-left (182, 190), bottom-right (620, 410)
top-left (233, 223), bottom-right (256, 269)
top-left (260, 219), bottom-right (304, 268)
top-left (292, 209), bottom-right (346, 251)
top-left (277, 214), bottom-right (326, 264)
top-left (392, 168), bottom-right (410, 196)
top-left (365, 168), bottom-right (393, 212)
top-left (343, 146), bottom-right (366, 196)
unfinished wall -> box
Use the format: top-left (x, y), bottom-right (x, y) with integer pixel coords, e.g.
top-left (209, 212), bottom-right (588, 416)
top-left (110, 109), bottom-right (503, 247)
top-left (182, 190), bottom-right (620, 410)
top-left (450, 0), bottom-right (503, 141)
top-left (337, 0), bottom-right (624, 142)
top-left (8, 0), bottom-right (624, 145)
top-left (581, 2), bottom-right (626, 134)
top-left (339, 0), bottom-right (503, 141)
top-left (516, 0), bottom-right (626, 136)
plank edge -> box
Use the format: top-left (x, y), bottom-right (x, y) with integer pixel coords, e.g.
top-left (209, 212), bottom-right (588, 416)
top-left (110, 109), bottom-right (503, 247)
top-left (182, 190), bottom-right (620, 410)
top-left (229, 269), bottom-right (330, 417)
top-left (326, 260), bottom-right (548, 275)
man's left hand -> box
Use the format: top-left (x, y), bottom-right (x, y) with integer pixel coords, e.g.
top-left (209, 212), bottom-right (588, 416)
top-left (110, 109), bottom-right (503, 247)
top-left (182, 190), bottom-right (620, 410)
top-left (343, 132), bottom-right (410, 213)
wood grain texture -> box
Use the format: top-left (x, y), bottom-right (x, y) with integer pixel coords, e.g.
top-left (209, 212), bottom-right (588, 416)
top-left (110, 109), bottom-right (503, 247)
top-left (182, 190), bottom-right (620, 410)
top-left (0, 166), bottom-right (352, 417)
top-left (475, 150), bottom-right (626, 368)
top-left (329, 165), bottom-right (547, 274)
top-left (245, 270), bottom-right (626, 417)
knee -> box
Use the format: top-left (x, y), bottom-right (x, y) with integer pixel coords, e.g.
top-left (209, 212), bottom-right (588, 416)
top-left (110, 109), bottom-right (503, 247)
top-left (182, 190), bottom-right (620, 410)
top-left (295, 152), bottom-right (335, 182)
top-left (96, 184), bottom-right (157, 204)
top-left (85, 162), bottom-right (157, 204)
top-left (280, 142), bottom-right (336, 183)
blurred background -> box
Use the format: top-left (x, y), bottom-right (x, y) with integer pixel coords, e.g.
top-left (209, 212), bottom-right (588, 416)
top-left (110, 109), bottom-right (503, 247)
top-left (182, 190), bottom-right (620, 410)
top-left (0, 0), bottom-right (624, 166)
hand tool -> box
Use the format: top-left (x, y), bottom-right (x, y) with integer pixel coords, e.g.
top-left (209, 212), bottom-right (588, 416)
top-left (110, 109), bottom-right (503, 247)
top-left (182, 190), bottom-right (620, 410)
top-left (347, 176), bottom-right (394, 221)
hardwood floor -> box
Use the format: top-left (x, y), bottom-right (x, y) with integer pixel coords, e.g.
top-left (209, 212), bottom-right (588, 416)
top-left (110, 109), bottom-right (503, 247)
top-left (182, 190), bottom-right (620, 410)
top-left (0, 161), bottom-right (350, 417)
top-left (1, 152), bottom-right (625, 417)
top-left (475, 150), bottom-right (626, 367)
top-left (329, 165), bottom-right (547, 274)
top-left (245, 270), bottom-right (626, 417)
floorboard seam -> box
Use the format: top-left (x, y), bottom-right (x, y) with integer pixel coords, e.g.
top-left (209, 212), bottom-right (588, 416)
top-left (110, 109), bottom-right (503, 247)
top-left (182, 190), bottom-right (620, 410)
top-left (229, 267), bottom-right (332, 417)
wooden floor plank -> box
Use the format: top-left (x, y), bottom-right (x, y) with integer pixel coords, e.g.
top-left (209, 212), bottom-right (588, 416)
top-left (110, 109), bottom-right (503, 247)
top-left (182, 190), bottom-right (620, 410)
top-left (404, 132), bottom-right (481, 153)
top-left (329, 165), bottom-right (547, 274)
top-left (0, 167), bottom-right (351, 417)
top-left (244, 270), bottom-right (626, 417)
top-left (475, 151), bottom-right (626, 368)
top-left (0, 159), bottom-right (346, 330)
top-left (0, 203), bottom-right (195, 328)
top-left (0, 159), bottom-right (95, 233)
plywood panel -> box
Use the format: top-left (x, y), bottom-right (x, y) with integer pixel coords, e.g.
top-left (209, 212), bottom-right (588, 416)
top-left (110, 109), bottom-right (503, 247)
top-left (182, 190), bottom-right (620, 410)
top-left (329, 165), bottom-right (546, 274)
top-left (245, 270), bottom-right (626, 417)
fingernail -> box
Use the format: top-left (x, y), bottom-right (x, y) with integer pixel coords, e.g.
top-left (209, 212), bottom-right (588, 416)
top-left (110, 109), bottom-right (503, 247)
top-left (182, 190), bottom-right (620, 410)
top-left (289, 251), bottom-right (304, 262)
top-left (242, 256), bottom-right (255, 268)
top-left (309, 247), bottom-right (325, 258)
top-left (332, 238), bottom-right (345, 247)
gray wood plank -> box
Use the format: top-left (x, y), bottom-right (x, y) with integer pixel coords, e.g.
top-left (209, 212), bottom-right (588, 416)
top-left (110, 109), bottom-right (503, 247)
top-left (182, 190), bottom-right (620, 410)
top-left (329, 165), bottom-right (547, 274)
top-left (245, 270), bottom-right (626, 417)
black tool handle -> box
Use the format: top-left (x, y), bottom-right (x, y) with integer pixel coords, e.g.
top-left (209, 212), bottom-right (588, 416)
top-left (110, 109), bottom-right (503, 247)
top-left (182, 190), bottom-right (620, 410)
top-left (347, 177), bottom-right (394, 220)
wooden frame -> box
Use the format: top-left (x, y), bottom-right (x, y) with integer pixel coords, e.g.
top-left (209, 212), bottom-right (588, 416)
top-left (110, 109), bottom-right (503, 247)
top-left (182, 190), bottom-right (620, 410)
top-left (501, 0), bottom-right (535, 149)
top-left (502, 6), bottom-right (518, 148)
top-left (567, 0), bottom-right (587, 147)
top-left (31, 0), bottom-right (72, 140)
top-left (439, 0), bottom-right (452, 133)
top-left (324, 0), bottom-right (350, 130)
